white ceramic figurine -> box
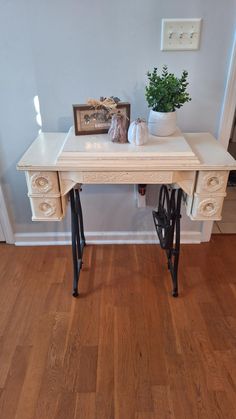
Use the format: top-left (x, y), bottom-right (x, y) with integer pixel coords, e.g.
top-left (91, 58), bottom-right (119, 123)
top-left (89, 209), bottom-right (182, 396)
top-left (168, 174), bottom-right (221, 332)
top-left (128, 118), bottom-right (149, 146)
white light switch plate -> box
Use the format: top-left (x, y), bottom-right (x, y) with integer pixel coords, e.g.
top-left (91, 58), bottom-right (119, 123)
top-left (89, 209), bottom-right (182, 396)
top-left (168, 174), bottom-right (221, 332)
top-left (161, 18), bottom-right (202, 51)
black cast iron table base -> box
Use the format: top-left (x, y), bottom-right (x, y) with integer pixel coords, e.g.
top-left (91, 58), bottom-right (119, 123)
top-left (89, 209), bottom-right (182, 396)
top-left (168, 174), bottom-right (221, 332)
top-left (69, 187), bottom-right (86, 297)
top-left (70, 185), bottom-right (183, 298)
top-left (152, 185), bottom-right (183, 297)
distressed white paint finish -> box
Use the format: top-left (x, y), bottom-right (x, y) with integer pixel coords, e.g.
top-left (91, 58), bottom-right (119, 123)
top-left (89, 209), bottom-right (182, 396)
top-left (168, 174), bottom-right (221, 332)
top-left (174, 171), bottom-right (196, 196)
top-left (1, 0), bottom-right (236, 243)
top-left (190, 193), bottom-right (226, 220)
top-left (58, 129), bottom-right (200, 169)
top-left (26, 171), bottom-right (60, 195)
top-left (59, 170), bottom-right (196, 196)
top-left (59, 128), bottom-right (197, 160)
top-left (196, 171), bottom-right (229, 193)
top-left (30, 194), bottom-right (68, 221)
top-left (60, 170), bottom-right (174, 185)
top-left (17, 133), bottom-right (67, 170)
top-left (17, 131), bottom-right (236, 172)
top-left (17, 130), bottom-right (236, 222)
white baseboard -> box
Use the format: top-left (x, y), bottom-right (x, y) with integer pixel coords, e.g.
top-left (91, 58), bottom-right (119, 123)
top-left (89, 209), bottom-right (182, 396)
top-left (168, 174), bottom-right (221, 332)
top-left (0, 185), bottom-right (14, 244)
top-left (14, 230), bottom-right (201, 246)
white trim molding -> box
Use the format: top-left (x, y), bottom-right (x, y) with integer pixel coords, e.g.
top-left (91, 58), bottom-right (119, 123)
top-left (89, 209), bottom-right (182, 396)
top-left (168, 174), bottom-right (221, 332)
top-left (201, 32), bottom-right (236, 242)
top-left (201, 221), bottom-right (213, 242)
top-left (218, 32), bottom-right (236, 149)
top-left (14, 230), bottom-right (201, 246)
top-left (0, 185), bottom-right (14, 244)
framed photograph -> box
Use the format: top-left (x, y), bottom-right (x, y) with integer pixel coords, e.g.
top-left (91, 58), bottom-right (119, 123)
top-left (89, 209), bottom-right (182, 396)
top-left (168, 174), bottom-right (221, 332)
top-left (73, 102), bottom-right (130, 135)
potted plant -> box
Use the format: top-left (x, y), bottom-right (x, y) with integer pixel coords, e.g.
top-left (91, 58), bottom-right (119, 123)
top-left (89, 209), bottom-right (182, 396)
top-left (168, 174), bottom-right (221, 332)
top-left (145, 65), bottom-right (191, 136)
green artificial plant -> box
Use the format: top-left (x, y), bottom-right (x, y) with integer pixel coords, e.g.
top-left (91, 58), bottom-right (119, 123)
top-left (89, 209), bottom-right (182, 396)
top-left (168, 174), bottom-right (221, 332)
top-left (145, 65), bottom-right (191, 113)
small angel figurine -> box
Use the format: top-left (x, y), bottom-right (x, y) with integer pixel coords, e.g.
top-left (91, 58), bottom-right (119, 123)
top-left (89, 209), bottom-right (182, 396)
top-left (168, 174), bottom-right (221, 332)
top-left (108, 113), bottom-right (127, 143)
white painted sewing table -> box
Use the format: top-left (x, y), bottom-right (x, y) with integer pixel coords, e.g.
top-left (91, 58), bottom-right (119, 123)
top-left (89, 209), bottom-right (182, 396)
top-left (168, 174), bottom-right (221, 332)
top-left (17, 128), bottom-right (236, 297)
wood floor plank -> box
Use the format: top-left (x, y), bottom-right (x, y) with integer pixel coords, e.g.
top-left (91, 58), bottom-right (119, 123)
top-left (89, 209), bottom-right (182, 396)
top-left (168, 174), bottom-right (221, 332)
top-left (135, 413), bottom-right (155, 419)
top-left (0, 345), bottom-right (32, 419)
top-left (0, 247), bottom-right (41, 336)
top-left (0, 280), bottom-right (38, 387)
top-left (192, 331), bottom-right (224, 392)
top-left (209, 391), bottom-right (236, 419)
top-left (33, 312), bottom-right (70, 419)
top-left (61, 246), bottom-right (102, 393)
top-left (152, 385), bottom-right (175, 419)
top-left (14, 313), bottom-right (55, 419)
top-left (0, 237), bottom-right (236, 419)
top-left (129, 299), bottom-right (154, 412)
top-left (76, 345), bottom-right (98, 392)
top-left (95, 303), bottom-right (114, 418)
top-left (75, 393), bottom-right (96, 419)
top-left (214, 349), bottom-right (236, 412)
top-left (53, 392), bottom-right (76, 419)
top-left (200, 301), bottom-right (236, 350)
top-left (176, 329), bottom-right (213, 418)
top-left (114, 306), bottom-right (136, 419)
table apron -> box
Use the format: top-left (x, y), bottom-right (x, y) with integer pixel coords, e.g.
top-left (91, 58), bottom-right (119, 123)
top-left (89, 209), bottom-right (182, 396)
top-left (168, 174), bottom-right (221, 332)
top-left (59, 170), bottom-right (197, 195)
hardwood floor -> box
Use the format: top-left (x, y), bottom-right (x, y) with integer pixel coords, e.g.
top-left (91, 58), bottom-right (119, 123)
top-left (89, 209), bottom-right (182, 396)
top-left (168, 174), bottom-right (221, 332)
top-left (0, 237), bottom-right (236, 418)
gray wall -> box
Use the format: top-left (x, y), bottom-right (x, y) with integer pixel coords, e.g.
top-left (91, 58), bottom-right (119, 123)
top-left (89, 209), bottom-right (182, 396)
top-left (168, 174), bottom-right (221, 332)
top-left (0, 0), bottom-right (235, 238)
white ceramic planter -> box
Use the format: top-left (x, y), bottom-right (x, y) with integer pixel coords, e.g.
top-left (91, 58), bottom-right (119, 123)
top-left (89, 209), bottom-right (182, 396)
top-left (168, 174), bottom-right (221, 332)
top-left (148, 110), bottom-right (177, 136)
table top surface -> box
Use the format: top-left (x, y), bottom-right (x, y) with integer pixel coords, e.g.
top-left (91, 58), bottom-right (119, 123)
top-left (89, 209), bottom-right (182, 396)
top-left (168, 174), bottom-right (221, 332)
top-left (59, 128), bottom-right (198, 159)
top-left (17, 128), bottom-right (236, 172)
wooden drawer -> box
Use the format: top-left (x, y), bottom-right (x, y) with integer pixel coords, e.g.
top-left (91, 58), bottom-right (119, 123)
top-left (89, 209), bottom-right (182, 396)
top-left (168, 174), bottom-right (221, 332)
top-left (60, 170), bottom-right (174, 185)
top-left (190, 193), bottom-right (225, 220)
top-left (30, 195), bottom-right (67, 221)
top-left (26, 171), bottom-right (60, 195)
top-left (196, 171), bottom-right (229, 194)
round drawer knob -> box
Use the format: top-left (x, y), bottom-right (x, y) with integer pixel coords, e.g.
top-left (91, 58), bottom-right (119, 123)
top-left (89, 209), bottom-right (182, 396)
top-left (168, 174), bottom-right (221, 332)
top-left (39, 200), bottom-right (56, 217)
top-left (202, 173), bottom-right (224, 192)
top-left (31, 173), bottom-right (53, 193)
top-left (37, 177), bottom-right (48, 187)
top-left (205, 203), bottom-right (215, 212)
top-left (198, 198), bottom-right (219, 217)
top-left (208, 177), bottom-right (219, 187)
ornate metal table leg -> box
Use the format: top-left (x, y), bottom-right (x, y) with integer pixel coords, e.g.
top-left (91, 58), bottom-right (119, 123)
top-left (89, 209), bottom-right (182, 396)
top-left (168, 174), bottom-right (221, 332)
top-left (153, 185), bottom-right (183, 297)
top-left (70, 187), bottom-right (86, 297)
top-left (75, 188), bottom-right (86, 246)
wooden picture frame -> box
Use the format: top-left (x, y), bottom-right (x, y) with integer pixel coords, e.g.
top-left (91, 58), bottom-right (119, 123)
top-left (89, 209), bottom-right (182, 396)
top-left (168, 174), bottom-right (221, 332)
top-left (73, 102), bottom-right (130, 136)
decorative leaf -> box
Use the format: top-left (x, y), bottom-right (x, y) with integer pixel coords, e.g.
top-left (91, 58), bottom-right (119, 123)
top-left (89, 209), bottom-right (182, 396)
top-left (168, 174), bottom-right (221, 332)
top-left (145, 66), bottom-right (191, 112)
